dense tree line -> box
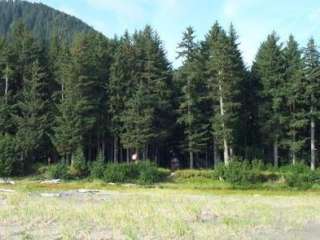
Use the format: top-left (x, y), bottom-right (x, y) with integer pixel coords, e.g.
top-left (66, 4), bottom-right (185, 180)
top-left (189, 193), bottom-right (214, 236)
top-left (0, 18), bottom-right (320, 176)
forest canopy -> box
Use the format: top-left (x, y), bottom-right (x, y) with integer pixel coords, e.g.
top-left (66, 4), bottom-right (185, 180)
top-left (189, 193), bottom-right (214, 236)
top-left (0, 0), bottom-right (320, 177)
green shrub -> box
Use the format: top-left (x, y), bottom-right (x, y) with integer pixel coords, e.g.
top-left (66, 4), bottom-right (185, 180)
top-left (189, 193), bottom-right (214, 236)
top-left (90, 161), bottom-right (106, 179)
top-left (174, 169), bottom-right (213, 179)
top-left (103, 161), bottom-right (169, 184)
top-left (137, 162), bottom-right (170, 184)
top-left (280, 163), bottom-right (320, 189)
top-left (69, 148), bottom-right (89, 178)
top-left (214, 161), bottom-right (269, 186)
top-left (103, 163), bottom-right (139, 183)
top-left (95, 150), bottom-right (105, 163)
top-left (138, 166), bottom-right (161, 184)
top-left (47, 164), bottom-right (69, 179)
top-left (32, 163), bottom-right (48, 176)
top-left (251, 159), bottom-right (265, 171)
top-left (0, 134), bottom-right (17, 177)
top-left (279, 162), bottom-right (310, 174)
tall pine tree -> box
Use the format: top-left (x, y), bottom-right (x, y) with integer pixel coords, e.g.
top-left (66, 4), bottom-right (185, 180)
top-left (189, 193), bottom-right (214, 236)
top-left (253, 32), bottom-right (285, 167)
top-left (283, 35), bottom-right (306, 165)
top-left (177, 26), bottom-right (209, 168)
top-left (206, 22), bottom-right (243, 165)
top-left (303, 38), bottom-right (320, 170)
top-left (14, 60), bottom-right (49, 169)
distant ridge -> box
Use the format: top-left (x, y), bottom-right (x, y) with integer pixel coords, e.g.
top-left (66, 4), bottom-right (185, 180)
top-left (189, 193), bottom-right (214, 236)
top-left (0, 0), bottom-right (100, 43)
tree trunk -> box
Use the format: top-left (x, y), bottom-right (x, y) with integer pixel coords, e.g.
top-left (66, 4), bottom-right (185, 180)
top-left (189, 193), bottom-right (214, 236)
top-left (155, 145), bottom-right (159, 165)
top-left (292, 133), bottom-right (296, 165)
top-left (273, 140), bottom-right (279, 168)
top-left (229, 147), bottom-right (233, 159)
top-left (126, 149), bottom-right (130, 163)
top-left (88, 137), bottom-right (92, 162)
top-left (213, 137), bottom-right (220, 168)
top-left (101, 139), bottom-right (105, 163)
top-left (119, 146), bottom-right (123, 163)
top-left (223, 139), bottom-right (229, 166)
top-left (189, 151), bottom-right (194, 169)
top-left (113, 137), bottom-right (118, 163)
top-left (292, 151), bottom-right (296, 166)
top-left (61, 82), bottom-right (65, 100)
top-left (311, 116), bottom-right (316, 171)
top-left (205, 150), bottom-right (208, 168)
top-left (68, 153), bottom-right (72, 166)
top-left (218, 75), bottom-right (229, 165)
top-left (4, 65), bottom-right (9, 102)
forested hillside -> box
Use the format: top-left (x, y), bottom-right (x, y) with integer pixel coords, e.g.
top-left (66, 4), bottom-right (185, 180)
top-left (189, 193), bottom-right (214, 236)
top-left (0, 0), bottom-right (95, 44)
top-left (0, 1), bottom-right (320, 178)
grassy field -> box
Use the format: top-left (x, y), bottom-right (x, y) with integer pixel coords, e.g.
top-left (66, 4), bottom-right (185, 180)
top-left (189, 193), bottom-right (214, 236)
top-left (1, 180), bottom-right (320, 239)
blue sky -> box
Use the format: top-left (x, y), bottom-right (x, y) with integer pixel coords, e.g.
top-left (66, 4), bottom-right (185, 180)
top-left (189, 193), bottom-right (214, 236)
top-left (29, 0), bottom-right (320, 67)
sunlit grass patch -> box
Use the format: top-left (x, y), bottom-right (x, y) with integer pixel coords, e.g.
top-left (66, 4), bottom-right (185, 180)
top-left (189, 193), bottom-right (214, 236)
top-left (1, 183), bottom-right (320, 239)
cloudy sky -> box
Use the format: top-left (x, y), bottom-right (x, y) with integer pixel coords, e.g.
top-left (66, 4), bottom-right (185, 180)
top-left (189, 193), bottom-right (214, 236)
top-left (29, 0), bottom-right (320, 67)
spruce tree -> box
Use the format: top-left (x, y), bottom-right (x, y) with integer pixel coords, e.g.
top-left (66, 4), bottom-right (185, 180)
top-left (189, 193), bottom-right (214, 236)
top-left (303, 38), bottom-right (320, 170)
top-left (177, 26), bottom-right (209, 168)
top-left (120, 82), bottom-right (155, 159)
top-left (0, 39), bottom-right (14, 134)
top-left (206, 23), bottom-right (242, 165)
top-left (14, 60), bottom-right (49, 169)
top-left (120, 26), bottom-right (173, 161)
top-left (109, 33), bottom-right (135, 163)
top-left (253, 32), bottom-right (285, 167)
top-left (52, 34), bottom-right (97, 163)
top-left (283, 35), bottom-right (306, 164)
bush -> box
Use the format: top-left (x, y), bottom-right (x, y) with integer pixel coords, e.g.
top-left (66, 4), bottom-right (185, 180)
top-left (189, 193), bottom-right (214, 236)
top-left (251, 159), bottom-right (265, 171)
top-left (103, 163), bottom-right (139, 183)
top-left (280, 163), bottom-right (320, 189)
top-left (47, 164), bottom-right (69, 179)
top-left (214, 161), bottom-right (270, 186)
top-left (173, 169), bottom-right (214, 180)
top-left (90, 161), bottom-right (106, 179)
top-left (0, 134), bottom-right (17, 177)
top-left (279, 162), bottom-right (310, 174)
top-left (138, 166), bottom-right (161, 184)
top-left (69, 148), bottom-right (89, 178)
top-left (32, 163), bottom-right (48, 176)
top-left (103, 161), bottom-right (169, 184)
top-left (137, 162), bottom-right (170, 184)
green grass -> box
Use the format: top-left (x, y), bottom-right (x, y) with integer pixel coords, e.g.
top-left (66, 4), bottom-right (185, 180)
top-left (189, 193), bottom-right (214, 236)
top-left (1, 180), bottom-right (320, 239)
top-left (2, 176), bottom-right (320, 197)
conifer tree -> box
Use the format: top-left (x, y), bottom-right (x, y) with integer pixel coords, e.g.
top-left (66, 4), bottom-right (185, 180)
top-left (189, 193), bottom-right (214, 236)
top-left (138, 26), bottom-right (174, 161)
top-left (53, 34), bottom-right (97, 163)
top-left (177, 26), bottom-right (208, 168)
top-left (253, 32), bottom-right (285, 167)
top-left (283, 35), bottom-right (306, 164)
top-left (206, 23), bottom-right (243, 165)
top-left (0, 39), bottom-right (14, 134)
top-left (120, 82), bottom-right (155, 158)
top-left (120, 26), bottom-right (173, 161)
top-left (109, 33), bottom-right (135, 163)
top-left (202, 22), bottom-right (223, 166)
top-left (14, 60), bottom-right (49, 168)
top-left (303, 38), bottom-right (320, 170)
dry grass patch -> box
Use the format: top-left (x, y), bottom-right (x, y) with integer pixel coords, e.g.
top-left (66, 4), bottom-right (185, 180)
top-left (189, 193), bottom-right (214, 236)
top-left (0, 186), bottom-right (320, 239)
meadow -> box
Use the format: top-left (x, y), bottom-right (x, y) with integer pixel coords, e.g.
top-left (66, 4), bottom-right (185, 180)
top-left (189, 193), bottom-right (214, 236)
top-left (1, 178), bottom-right (320, 240)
